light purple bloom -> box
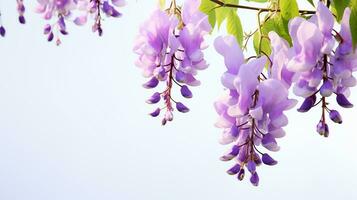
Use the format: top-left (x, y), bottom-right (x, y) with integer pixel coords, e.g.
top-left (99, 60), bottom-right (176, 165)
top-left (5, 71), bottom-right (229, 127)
top-left (134, 0), bottom-right (210, 125)
top-left (214, 35), bottom-right (296, 186)
top-left (275, 2), bottom-right (357, 136)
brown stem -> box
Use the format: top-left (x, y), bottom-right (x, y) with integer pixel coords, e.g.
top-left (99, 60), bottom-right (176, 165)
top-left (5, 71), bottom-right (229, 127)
top-left (209, 0), bottom-right (316, 14)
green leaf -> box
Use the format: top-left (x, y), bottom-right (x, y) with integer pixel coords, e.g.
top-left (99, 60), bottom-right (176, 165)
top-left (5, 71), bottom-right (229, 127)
top-left (331, 0), bottom-right (351, 22)
top-left (226, 10), bottom-right (243, 46)
top-left (199, 0), bottom-right (217, 28)
top-left (279, 0), bottom-right (299, 21)
top-left (252, 14), bottom-right (293, 55)
top-left (216, 8), bottom-right (229, 28)
top-left (208, 0), bottom-right (239, 29)
top-left (253, 18), bottom-right (274, 55)
top-left (273, 14), bottom-right (292, 44)
top-left (350, 0), bottom-right (357, 49)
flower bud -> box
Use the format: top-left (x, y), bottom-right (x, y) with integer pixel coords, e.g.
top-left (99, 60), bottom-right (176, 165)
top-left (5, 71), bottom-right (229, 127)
top-left (47, 32), bottom-right (54, 41)
top-left (180, 85), bottom-right (192, 98)
top-left (297, 94), bottom-right (316, 112)
top-left (329, 110), bottom-right (342, 124)
top-left (227, 164), bottom-right (241, 175)
top-left (237, 168), bottom-right (245, 181)
top-left (220, 145), bottom-right (240, 161)
top-left (316, 121), bottom-right (329, 137)
top-left (336, 93), bottom-right (353, 108)
top-left (176, 102), bottom-right (189, 113)
top-left (250, 172), bottom-right (259, 186)
top-left (19, 16), bottom-right (26, 24)
top-left (143, 77), bottom-right (159, 89)
top-left (0, 26), bottom-right (6, 37)
top-left (149, 108), bottom-right (161, 117)
top-left (146, 92), bottom-right (161, 104)
top-left (262, 153), bottom-right (278, 166)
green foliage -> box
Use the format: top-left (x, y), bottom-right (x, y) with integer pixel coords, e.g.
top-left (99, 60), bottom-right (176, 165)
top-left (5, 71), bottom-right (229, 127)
top-left (226, 10), bottom-right (243, 46)
top-left (253, 14), bottom-right (291, 55)
top-left (279, 0), bottom-right (299, 21)
top-left (199, 0), bottom-right (217, 28)
top-left (331, 0), bottom-right (351, 22)
top-left (200, 0), bottom-right (239, 29)
top-left (350, 0), bottom-right (357, 49)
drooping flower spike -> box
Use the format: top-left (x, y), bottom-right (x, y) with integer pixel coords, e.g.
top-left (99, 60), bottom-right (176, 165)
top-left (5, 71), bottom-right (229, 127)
top-left (214, 35), bottom-right (297, 186)
top-left (35, 0), bottom-right (126, 44)
top-left (134, 0), bottom-right (211, 125)
top-left (74, 0), bottom-right (126, 36)
top-left (282, 2), bottom-right (357, 137)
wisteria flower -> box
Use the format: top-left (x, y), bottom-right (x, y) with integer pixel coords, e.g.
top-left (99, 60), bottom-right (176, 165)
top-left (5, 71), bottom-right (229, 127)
top-left (74, 0), bottom-right (126, 36)
top-left (281, 2), bottom-right (357, 137)
top-left (214, 35), bottom-right (297, 186)
top-left (36, 0), bottom-right (77, 45)
top-left (134, 0), bottom-right (210, 125)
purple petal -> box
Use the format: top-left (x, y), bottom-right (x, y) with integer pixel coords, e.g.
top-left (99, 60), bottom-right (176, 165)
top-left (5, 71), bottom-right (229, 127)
top-left (262, 153), bottom-right (278, 166)
top-left (250, 172), bottom-right (259, 186)
top-left (146, 92), bottom-right (161, 104)
top-left (0, 26), bottom-right (6, 37)
top-left (262, 134), bottom-right (280, 151)
top-left (180, 85), bottom-right (193, 98)
top-left (227, 164), bottom-right (241, 175)
top-left (336, 93), bottom-right (353, 108)
top-left (320, 80), bottom-right (333, 97)
top-left (247, 161), bottom-right (256, 174)
top-left (149, 108), bottom-right (161, 117)
top-left (297, 94), bottom-right (316, 112)
top-left (143, 77), bottom-right (159, 89)
top-left (176, 102), bottom-right (190, 113)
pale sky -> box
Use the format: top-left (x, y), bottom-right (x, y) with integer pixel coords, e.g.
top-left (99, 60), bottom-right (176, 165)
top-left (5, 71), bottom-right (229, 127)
top-left (0, 0), bottom-right (356, 199)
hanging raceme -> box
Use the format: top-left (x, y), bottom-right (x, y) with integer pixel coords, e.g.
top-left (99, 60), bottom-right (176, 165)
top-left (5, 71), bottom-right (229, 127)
top-left (134, 0), bottom-right (211, 125)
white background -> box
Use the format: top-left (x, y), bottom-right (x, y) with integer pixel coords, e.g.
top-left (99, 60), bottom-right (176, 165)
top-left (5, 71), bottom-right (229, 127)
top-left (0, 0), bottom-right (356, 199)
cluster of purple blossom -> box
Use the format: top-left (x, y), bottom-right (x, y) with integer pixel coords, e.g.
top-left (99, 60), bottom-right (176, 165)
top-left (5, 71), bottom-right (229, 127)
top-left (0, 1), bottom-right (126, 43)
top-left (36, 0), bottom-right (126, 44)
top-left (134, 0), bottom-right (211, 125)
top-left (212, 2), bottom-right (357, 186)
top-left (214, 35), bottom-right (297, 186)
top-left (285, 2), bottom-right (356, 137)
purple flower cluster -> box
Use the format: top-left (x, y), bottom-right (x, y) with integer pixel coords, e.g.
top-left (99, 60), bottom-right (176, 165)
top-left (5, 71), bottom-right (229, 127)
top-left (134, 0), bottom-right (210, 125)
top-left (36, 0), bottom-right (76, 45)
top-left (35, 0), bottom-right (125, 44)
top-left (74, 0), bottom-right (125, 36)
top-left (278, 2), bottom-right (357, 137)
top-left (214, 35), bottom-right (297, 186)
